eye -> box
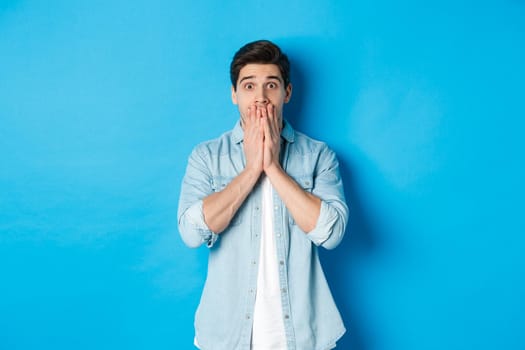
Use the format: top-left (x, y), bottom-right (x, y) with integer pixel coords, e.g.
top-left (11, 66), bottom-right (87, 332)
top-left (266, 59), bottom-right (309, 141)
top-left (267, 82), bottom-right (278, 89)
top-left (244, 83), bottom-right (254, 90)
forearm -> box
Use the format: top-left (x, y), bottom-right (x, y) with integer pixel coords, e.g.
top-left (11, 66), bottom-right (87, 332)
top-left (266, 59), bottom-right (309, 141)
top-left (265, 164), bottom-right (321, 233)
top-left (203, 167), bottom-right (261, 233)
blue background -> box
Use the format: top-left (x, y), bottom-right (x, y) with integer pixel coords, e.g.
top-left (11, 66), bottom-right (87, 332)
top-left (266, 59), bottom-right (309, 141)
top-left (1, 1), bottom-right (524, 349)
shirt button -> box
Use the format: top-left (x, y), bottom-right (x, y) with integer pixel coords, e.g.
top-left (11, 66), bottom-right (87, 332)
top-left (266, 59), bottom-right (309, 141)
top-left (279, 260), bottom-right (284, 266)
top-left (252, 261), bottom-right (257, 265)
top-left (246, 314), bottom-right (251, 319)
top-left (276, 233), bottom-right (281, 237)
top-left (274, 205), bottom-right (278, 210)
top-left (281, 288), bottom-right (287, 293)
top-left (284, 315), bottom-right (290, 319)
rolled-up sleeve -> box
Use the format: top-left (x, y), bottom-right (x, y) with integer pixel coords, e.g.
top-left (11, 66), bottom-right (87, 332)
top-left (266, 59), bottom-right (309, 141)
top-left (178, 147), bottom-right (219, 248)
top-left (305, 146), bottom-right (349, 250)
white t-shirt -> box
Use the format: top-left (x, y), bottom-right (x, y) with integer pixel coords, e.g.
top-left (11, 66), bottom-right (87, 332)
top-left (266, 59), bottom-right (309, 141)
top-left (251, 175), bottom-right (287, 349)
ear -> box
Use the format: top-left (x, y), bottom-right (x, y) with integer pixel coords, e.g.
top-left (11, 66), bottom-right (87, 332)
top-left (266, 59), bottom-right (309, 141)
top-left (284, 83), bottom-right (293, 103)
top-left (231, 85), bottom-right (238, 105)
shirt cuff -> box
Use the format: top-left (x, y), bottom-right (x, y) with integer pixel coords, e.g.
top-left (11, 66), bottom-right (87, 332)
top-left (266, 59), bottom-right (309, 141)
top-left (184, 200), bottom-right (219, 248)
top-left (306, 200), bottom-right (339, 246)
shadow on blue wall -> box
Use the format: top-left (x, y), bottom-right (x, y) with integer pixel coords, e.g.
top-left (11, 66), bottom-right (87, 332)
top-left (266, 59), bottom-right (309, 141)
top-left (323, 156), bottom-right (378, 350)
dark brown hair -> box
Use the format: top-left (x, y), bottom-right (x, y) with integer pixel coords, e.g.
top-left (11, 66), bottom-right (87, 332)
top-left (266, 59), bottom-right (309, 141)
top-left (230, 40), bottom-right (290, 91)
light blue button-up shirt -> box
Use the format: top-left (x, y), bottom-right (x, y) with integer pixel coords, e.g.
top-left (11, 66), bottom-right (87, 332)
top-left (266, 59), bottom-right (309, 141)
top-left (178, 120), bottom-right (349, 350)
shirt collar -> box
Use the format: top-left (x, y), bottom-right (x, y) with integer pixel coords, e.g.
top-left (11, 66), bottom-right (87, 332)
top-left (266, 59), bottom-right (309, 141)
top-left (231, 118), bottom-right (296, 144)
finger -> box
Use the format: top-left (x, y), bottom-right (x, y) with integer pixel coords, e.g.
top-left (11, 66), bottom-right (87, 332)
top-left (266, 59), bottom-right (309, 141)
top-left (267, 103), bottom-right (274, 121)
top-left (262, 113), bottom-right (272, 142)
top-left (258, 110), bottom-right (265, 138)
top-left (265, 104), bottom-right (273, 135)
top-left (243, 106), bottom-right (252, 129)
top-left (244, 107), bottom-right (251, 126)
top-left (266, 105), bottom-right (278, 140)
top-left (256, 106), bottom-right (262, 126)
top-left (248, 106), bottom-right (252, 119)
top-left (259, 104), bottom-right (268, 119)
top-left (246, 106), bottom-right (260, 142)
top-left (276, 105), bottom-right (284, 133)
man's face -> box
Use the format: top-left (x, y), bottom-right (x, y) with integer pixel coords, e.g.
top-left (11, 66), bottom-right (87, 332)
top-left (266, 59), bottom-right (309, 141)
top-left (231, 63), bottom-right (292, 127)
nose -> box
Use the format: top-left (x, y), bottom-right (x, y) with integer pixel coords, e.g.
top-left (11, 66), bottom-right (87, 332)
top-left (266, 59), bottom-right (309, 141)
top-left (255, 87), bottom-right (269, 105)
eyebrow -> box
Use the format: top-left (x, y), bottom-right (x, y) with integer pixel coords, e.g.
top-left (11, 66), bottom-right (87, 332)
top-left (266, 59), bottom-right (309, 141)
top-left (238, 75), bottom-right (283, 84)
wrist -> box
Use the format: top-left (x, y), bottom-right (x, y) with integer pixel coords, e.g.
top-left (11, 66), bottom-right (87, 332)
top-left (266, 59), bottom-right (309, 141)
top-left (264, 162), bottom-right (283, 177)
top-left (243, 166), bottom-right (262, 182)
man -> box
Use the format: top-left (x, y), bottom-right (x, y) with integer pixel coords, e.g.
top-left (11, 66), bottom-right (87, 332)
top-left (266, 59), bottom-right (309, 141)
top-left (178, 40), bottom-right (348, 350)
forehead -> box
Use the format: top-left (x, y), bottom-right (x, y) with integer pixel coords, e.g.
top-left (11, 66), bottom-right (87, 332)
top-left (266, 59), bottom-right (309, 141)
top-left (238, 63), bottom-right (282, 81)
